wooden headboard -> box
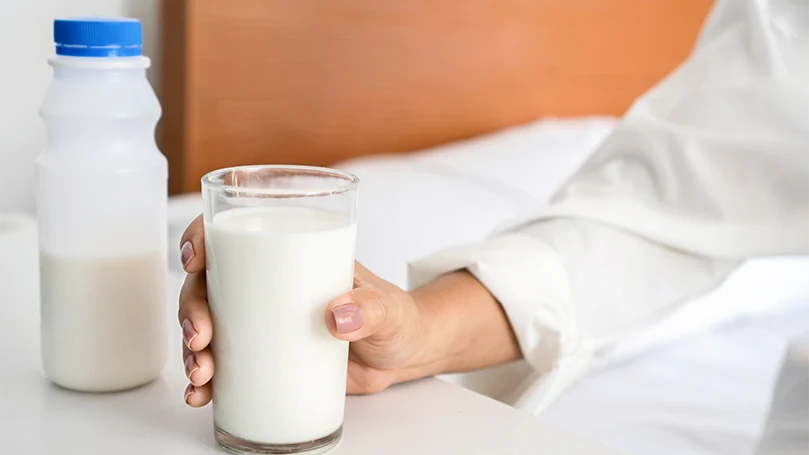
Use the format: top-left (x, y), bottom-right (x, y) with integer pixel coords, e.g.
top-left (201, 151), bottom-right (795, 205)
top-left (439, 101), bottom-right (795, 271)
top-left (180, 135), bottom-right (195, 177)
top-left (160, 0), bottom-right (713, 194)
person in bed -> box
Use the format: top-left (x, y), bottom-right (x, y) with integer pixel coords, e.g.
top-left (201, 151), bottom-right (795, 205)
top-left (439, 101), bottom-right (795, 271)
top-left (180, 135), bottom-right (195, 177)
top-left (177, 0), bottom-right (807, 410)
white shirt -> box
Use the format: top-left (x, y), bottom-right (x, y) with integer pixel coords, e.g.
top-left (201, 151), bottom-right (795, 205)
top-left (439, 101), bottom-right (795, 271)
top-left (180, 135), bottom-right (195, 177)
top-left (409, 0), bottom-right (809, 413)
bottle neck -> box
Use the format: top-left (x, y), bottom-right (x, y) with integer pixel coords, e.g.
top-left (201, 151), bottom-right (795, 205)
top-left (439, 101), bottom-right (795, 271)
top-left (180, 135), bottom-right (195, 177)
top-left (50, 55), bottom-right (151, 81)
top-left (49, 54), bottom-right (151, 70)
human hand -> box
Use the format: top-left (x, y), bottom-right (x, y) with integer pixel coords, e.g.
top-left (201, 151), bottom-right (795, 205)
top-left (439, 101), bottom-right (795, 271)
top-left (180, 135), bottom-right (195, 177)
top-left (324, 261), bottom-right (428, 394)
top-left (176, 215), bottom-right (435, 407)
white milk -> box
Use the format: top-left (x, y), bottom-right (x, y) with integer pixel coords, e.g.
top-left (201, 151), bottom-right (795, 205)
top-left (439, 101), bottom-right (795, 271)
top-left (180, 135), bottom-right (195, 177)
top-left (39, 252), bottom-right (167, 392)
top-left (205, 206), bottom-right (356, 444)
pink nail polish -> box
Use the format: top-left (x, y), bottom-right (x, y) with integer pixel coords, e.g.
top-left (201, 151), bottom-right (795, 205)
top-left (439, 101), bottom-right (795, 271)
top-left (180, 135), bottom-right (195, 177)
top-left (184, 354), bottom-right (199, 379)
top-left (180, 241), bottom-right (195, 268)
top-left (182, 318), bottom-right (197, 349)
top-left (184, 383), bottom-right (194, 402)
top-left (331, 304), bottom-right (363, 333)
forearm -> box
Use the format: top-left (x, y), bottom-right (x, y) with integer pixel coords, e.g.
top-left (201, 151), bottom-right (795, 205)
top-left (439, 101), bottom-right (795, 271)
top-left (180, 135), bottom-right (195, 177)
top-left (394, 271), bottom-right (521, 383)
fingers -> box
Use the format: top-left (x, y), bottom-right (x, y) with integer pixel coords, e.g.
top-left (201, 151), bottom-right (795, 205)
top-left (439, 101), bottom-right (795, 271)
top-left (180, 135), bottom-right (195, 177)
top-left (179, 214), bottom-right (213, 408)
top-left (178, 272), bottom-right (213, 352)
top-left (326, 286), bottom-right (390, 342)
top-left (179, 215), bottom-right (205, 273)
top-left (346, 352), bottom-right (394, 395)
top-left (184, 382), bottom-right (212, 407)
top-left (346, 359), bottom-right (390, 395)
top-left (180, 271), bottom-right (214, 407)
top-left (184, 347), bottom-right (215, 387)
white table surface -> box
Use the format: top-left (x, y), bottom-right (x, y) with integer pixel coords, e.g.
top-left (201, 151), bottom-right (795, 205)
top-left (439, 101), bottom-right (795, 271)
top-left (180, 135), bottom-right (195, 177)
top-left (0, 214), bottom-right (620, 455)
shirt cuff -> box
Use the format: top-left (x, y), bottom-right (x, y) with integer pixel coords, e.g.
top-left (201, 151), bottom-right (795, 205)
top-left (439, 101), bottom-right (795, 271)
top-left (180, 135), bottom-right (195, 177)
top-left (408, 232), bottom-right (573, 372)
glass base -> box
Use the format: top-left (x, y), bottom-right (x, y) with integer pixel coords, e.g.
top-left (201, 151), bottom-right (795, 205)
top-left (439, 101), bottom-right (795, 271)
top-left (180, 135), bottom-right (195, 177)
top-left (215, 425), bottom-right (342, 455)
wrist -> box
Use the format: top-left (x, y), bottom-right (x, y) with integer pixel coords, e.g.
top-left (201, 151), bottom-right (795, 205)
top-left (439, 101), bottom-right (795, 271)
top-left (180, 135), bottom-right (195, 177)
top-left (392, 272), bottom-right (475, 384)
top-left (396, 270), bottom-right (520, 384)
top-left (408, 282), bottom-right (464, 374)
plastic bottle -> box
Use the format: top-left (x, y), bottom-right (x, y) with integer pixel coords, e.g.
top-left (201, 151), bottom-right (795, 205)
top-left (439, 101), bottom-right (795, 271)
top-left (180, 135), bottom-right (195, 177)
top-left (37, 17), bottom-right (167, 392)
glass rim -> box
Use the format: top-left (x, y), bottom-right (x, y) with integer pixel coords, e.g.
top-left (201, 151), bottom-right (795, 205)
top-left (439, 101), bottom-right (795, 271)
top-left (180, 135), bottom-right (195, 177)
top-left (201, 165), bottom-right (359, 197)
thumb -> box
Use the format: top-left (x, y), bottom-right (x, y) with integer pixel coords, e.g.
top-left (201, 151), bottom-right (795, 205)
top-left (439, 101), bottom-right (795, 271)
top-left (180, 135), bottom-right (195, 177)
top-left (326, 285), bottom-right (391, 342)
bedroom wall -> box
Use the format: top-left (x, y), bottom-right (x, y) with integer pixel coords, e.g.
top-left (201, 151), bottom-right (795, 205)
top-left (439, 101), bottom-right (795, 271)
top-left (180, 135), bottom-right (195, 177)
top-left (0, 0), bottom-right (161, 214)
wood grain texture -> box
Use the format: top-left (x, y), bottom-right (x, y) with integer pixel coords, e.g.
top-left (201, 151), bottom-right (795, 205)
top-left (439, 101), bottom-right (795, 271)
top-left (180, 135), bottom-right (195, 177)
top-left (160, 0), bottom-right (713, 194)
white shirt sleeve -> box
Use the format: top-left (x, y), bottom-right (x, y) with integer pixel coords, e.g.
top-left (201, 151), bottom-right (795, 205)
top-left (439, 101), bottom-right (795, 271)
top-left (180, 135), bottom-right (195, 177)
top-left (409, 0), bottom-right (809, 412)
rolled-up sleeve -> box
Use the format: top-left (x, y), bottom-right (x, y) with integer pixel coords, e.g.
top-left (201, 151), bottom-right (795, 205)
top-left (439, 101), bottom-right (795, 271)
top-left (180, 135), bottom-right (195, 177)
top-left (409, 0), bottom-right (809, 411)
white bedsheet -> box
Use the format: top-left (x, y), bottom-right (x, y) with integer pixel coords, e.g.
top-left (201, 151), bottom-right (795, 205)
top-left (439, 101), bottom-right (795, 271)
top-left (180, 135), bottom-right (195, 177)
top-left (543, 306), bottom-right (809, 455)
top-left (754, 339), bottom-right (809, 455)
top-left (167, 117), bottom-right (809, 455)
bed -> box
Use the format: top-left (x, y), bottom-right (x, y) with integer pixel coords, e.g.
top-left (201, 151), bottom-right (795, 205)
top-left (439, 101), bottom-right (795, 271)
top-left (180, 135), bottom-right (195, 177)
top-left (158, 2), bottom-right (809, 455)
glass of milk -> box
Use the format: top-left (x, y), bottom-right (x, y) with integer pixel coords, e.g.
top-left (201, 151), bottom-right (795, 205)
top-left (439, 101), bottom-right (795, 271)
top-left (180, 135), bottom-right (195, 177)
top-left (202, 165), bottom-right (358, 455)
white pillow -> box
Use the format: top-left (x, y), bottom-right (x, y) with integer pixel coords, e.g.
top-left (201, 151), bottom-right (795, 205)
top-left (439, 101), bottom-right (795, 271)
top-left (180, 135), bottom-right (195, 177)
top-left (337, 117), bottom-right (616, 287)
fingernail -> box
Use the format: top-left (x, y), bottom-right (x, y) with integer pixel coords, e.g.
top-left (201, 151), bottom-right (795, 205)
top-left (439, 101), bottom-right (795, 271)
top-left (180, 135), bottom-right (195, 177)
top-left (331, 304), bottom-right (363, 333)
top-left (184, 354), bottom-right (199, 380)
top-left (182, 318), bottom-right (197, 349)
top-left (180, 241), bottom-right (195, 268)
top-left (184, 384), bottom-right (194, 403)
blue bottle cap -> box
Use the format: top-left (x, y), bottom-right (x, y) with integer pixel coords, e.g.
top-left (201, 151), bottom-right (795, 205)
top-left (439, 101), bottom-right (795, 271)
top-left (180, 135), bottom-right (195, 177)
top-left (54, 17), bottom-right (142, 58)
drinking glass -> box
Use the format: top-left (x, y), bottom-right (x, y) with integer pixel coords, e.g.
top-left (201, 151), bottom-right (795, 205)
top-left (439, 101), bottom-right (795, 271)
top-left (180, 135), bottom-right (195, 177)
top-left (201, 165), bottom-right (359, 454)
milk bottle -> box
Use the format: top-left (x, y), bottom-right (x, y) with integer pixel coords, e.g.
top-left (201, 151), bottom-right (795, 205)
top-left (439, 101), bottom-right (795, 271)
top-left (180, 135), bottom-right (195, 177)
top-left (37, 17), bottom-right (167, 392)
